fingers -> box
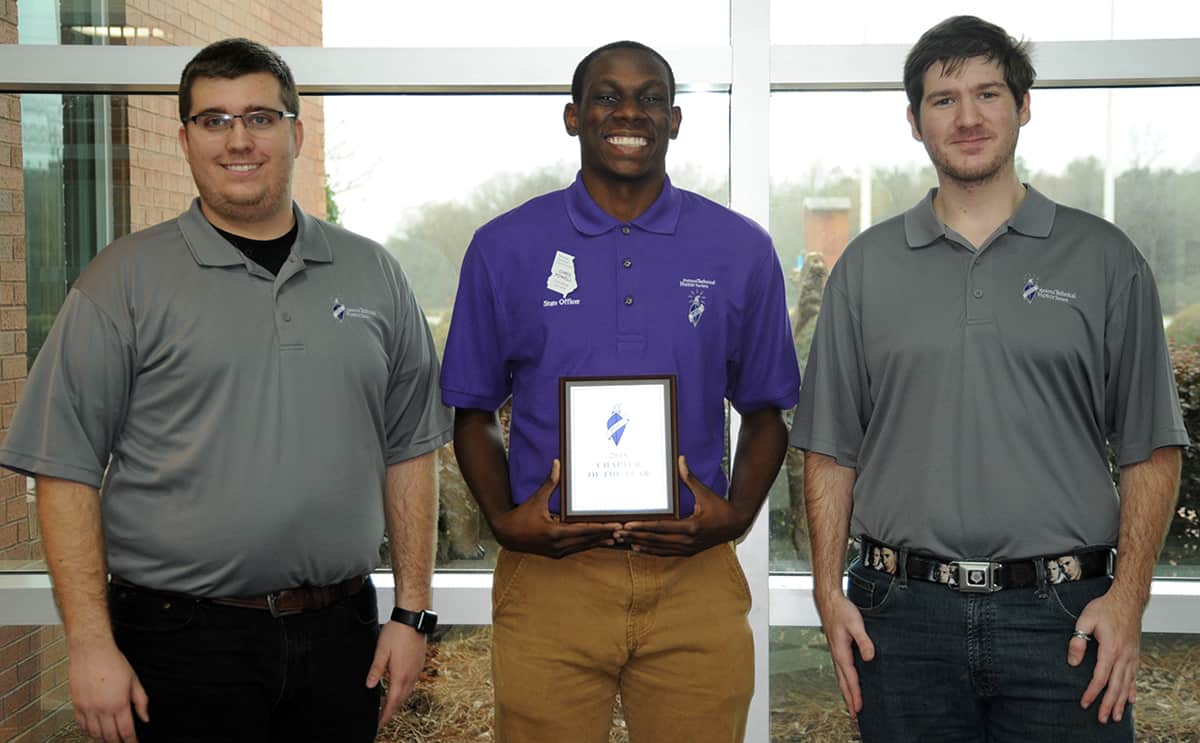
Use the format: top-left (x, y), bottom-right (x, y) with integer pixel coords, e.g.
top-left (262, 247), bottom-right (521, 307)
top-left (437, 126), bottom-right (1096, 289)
top-left (833, 660), bottom-right (863, 717)
top-left (365, 645), bottom-right (388, 689)
top-left (378, 679), bottom-right (410, 728)
top-left (115, 707), bottom-right (139, 743)
top-left (1066, 634), bottom-right (1089, 667)
top-left (99, 714), bottom-right (122, 743)
top-left (828, 632), bottom-right (864, 716)
top-left (530, 459), bottom-right (561, 505)
top-left (1080, 645), bottom-right (1113, 711)
top-left (1097, 663), bottom-right (1134, 724)
top-left (131, 676), bottom-right (150, 723)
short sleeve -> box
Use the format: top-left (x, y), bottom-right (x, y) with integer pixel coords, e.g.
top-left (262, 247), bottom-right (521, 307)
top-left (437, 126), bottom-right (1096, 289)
top-left (1104, 260), bottom-right (1189, 466)
top-left (727, 242), bottom-right (801, 414)
top-left (382, 261), bottom-right (454, 464)
top-left (789, 269), bottom-right (872, 468)
top-left (440, 233), bottom-right (510, 411)
top-left (0, 289), bottom-right (135, 487)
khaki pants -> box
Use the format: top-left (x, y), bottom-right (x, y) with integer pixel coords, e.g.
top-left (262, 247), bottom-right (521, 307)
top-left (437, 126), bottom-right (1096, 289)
top-left (491, 543), bottom-right (755, 743)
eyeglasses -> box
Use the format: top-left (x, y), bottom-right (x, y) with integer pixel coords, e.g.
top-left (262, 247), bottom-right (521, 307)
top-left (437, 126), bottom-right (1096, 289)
top-left (184, 109), bottom-right (297, 133)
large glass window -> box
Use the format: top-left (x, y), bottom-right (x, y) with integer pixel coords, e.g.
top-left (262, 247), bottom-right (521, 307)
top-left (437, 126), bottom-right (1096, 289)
top-left (772, 0), bottom-right (1200, 44)
top-left (768, 86), bottom-right (1200, 576)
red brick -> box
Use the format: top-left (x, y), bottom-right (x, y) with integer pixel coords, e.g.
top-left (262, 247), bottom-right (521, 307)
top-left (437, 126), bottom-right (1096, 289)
top-left (0, 628), bottom-right (30, 649)
top-left (0, 664), bottom-right (16, 696)
top-left (0, 635), bottom-right (30, 672)
top-left (0, 521), bottom-right (17, 548)
top-left (1, 355), bottom-right (23, 379)
top-left (2, 677), bottom-right (34, 718)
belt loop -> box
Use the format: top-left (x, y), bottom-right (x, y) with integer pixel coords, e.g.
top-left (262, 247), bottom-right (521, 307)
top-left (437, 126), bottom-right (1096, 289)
top-left (896, 547), bottom-right (910, 588)
top-left (1033, 558), bottom-right (1049, 598)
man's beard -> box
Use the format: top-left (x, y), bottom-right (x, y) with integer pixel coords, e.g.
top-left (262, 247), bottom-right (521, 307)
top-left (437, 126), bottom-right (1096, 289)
top-left (926, 128), bottom-right (1019, 186)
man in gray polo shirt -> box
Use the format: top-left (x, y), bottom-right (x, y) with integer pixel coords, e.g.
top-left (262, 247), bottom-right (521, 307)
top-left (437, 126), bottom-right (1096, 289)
top-left (0, 39), bottom-right (451, 743)
top-left (791, 16), bottom-right (1187, 742)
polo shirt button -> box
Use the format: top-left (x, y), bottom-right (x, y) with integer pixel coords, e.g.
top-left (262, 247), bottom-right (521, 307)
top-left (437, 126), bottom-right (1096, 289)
top-left (973, 289), bottom-right (983, 299)
top-left (282, 312), bottom-right (292, 322)
top-left (623, 258), bottom-right (632, 269)
top-left (621, 226), bottom-right (631, 235)
top-left (624, 295), bottom-right (634, 306)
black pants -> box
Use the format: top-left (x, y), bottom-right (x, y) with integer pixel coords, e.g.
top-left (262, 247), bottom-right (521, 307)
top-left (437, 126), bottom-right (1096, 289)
top-left (109, 580), bottom-right (381, 742)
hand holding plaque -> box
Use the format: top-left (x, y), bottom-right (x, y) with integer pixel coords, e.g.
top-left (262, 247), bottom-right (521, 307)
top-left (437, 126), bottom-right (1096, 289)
top-left (558, 375), bottom-right (680, 522)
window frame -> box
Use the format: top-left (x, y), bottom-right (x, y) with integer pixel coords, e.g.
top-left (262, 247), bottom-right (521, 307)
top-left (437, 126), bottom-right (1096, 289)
top-left (2, 7), bottom-right (1200, 740)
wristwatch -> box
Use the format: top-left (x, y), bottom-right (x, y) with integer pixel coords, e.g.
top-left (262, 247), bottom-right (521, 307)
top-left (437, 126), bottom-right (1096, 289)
top-left (390, 606), bottom-right (438, 635)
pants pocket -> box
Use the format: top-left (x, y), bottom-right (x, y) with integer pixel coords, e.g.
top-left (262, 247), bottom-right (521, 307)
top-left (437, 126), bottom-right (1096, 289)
top-left (847, 561), bottom-right (898, 615)
top-left (492, 547), bottom-right (530, 616)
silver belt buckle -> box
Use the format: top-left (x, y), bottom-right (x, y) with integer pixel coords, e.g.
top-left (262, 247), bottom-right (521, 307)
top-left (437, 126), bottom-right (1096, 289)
top-left (955, 561), bottom-right (1001, 593)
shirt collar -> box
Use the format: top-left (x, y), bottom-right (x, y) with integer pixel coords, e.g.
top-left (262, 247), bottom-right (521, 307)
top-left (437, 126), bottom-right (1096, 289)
top-left (179, 199), bottom-right (334, 267)
top-left (903, 184), bottom-right (1056, 249)
top-left (564, 172), bottom-right (682, 236)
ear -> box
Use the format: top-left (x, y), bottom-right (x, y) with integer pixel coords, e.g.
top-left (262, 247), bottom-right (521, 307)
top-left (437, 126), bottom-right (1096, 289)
top-left (178, 123), bottom-right (190, 157)
top-left (563, 102), bottom-right (579, 137)
top-left (1017, 91), bottom-right (1031, 127)
top-left (292, 117), bottom-right (305, 155)
top-left (669, 105), bottom-right (682, 140)
top-left (907, 105), bottom-right (922, 142)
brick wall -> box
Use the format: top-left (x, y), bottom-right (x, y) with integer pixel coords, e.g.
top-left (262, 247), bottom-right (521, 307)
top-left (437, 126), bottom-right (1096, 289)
top-left (124, 0), bottom-right (326, 230)
top-left (1, 2), bottom-right (325, 739)
top-left (0, 6), bottom-right (63, 742)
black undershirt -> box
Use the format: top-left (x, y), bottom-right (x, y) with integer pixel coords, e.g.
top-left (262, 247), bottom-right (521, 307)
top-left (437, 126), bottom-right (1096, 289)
top-left (212, 221), bottom-right (298, 276)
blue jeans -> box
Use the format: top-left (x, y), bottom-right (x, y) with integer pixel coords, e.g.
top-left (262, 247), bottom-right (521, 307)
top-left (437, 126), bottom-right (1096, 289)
top-left (109, 579), bottom-right (381, 742)
top-left (847, 558), bottom-right (1133, 743)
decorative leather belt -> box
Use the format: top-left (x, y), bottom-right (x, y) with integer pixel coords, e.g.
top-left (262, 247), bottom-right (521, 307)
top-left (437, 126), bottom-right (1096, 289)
top-left (859, 537), bottom-right (1114, 593)
top-left (110, 574), bottom-right (369, 617)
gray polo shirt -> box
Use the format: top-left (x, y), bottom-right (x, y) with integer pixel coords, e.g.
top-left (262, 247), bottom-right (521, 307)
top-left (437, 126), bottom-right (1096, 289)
top-left (790, 186), bottom-right (1188, 560)
top-left (0, 200), bottom-right (453, 596)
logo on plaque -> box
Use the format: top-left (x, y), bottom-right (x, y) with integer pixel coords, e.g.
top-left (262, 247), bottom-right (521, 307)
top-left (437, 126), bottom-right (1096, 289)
top-left (606, 406), bottom-right (628, 447)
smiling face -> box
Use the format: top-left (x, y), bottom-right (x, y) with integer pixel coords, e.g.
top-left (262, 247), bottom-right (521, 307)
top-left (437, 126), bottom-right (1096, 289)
top-left (564, 47), bottom-right (681, 189)
top-left (908, 55), bottom-right (1029, 187)
top-left (178, 72), bottom-right (303, 236)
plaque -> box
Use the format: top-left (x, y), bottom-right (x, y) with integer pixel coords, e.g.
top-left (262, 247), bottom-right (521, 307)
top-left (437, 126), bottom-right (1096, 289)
top-left (559, 375), bottom-right (679, 522)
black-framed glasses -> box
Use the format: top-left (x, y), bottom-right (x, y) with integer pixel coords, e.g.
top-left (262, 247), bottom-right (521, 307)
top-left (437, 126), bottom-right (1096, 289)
top-left (184, 109), bottom-right (297, 133)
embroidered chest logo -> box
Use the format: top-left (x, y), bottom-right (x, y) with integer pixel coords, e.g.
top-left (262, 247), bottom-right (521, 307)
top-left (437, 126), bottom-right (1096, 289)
top-left (688, 291), bottom-right (706, 327)
top-left (679, 277), bottom-right (716, 327)
top-left (1022, 276), bottom-right (1039, 304)
top-left (546, 250), bottom-right (578, 298)
top-left (1020, 275), bottom-right (1077, 305)
top-left (606, 405), bottom-right (629, 446)
top-left (331, 297), bottom-right (380, 322)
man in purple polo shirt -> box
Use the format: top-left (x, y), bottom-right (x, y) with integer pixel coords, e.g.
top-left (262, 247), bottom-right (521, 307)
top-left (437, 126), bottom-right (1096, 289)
top-left (440, 41), bottom-right (799, 743)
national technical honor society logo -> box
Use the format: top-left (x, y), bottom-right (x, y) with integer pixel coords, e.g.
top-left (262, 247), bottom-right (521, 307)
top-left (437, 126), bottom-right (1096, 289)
top-left (1022, 276), bottom-right (1039, 304)
top-left (606, 405), bottom-right (628, 446)
top-left (332, 298), bottom-right (347, 321)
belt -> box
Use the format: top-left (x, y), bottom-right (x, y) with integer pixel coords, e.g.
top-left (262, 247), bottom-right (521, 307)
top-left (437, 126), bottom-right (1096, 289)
top-left (859, 537), bottom-right (1114, 593)
top-left (109, 574), bottom-right (369, 617)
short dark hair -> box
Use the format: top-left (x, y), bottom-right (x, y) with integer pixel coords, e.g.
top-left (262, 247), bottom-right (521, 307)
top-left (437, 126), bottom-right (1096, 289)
top-left (571, 41), bottom-right (676, 105)
top-left (904, 16), bottom-right (1034, 128)
top-left (178, 38), bottom-right (299, 123)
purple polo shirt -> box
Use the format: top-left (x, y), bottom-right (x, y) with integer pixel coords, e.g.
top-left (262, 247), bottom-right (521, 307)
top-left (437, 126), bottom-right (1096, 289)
top-left (441, 174), bottom-right (800, 515)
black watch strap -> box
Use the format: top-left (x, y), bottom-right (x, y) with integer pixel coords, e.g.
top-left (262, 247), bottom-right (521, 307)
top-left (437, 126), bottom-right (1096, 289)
top-left (390, 606), bottom-right (438, 635)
